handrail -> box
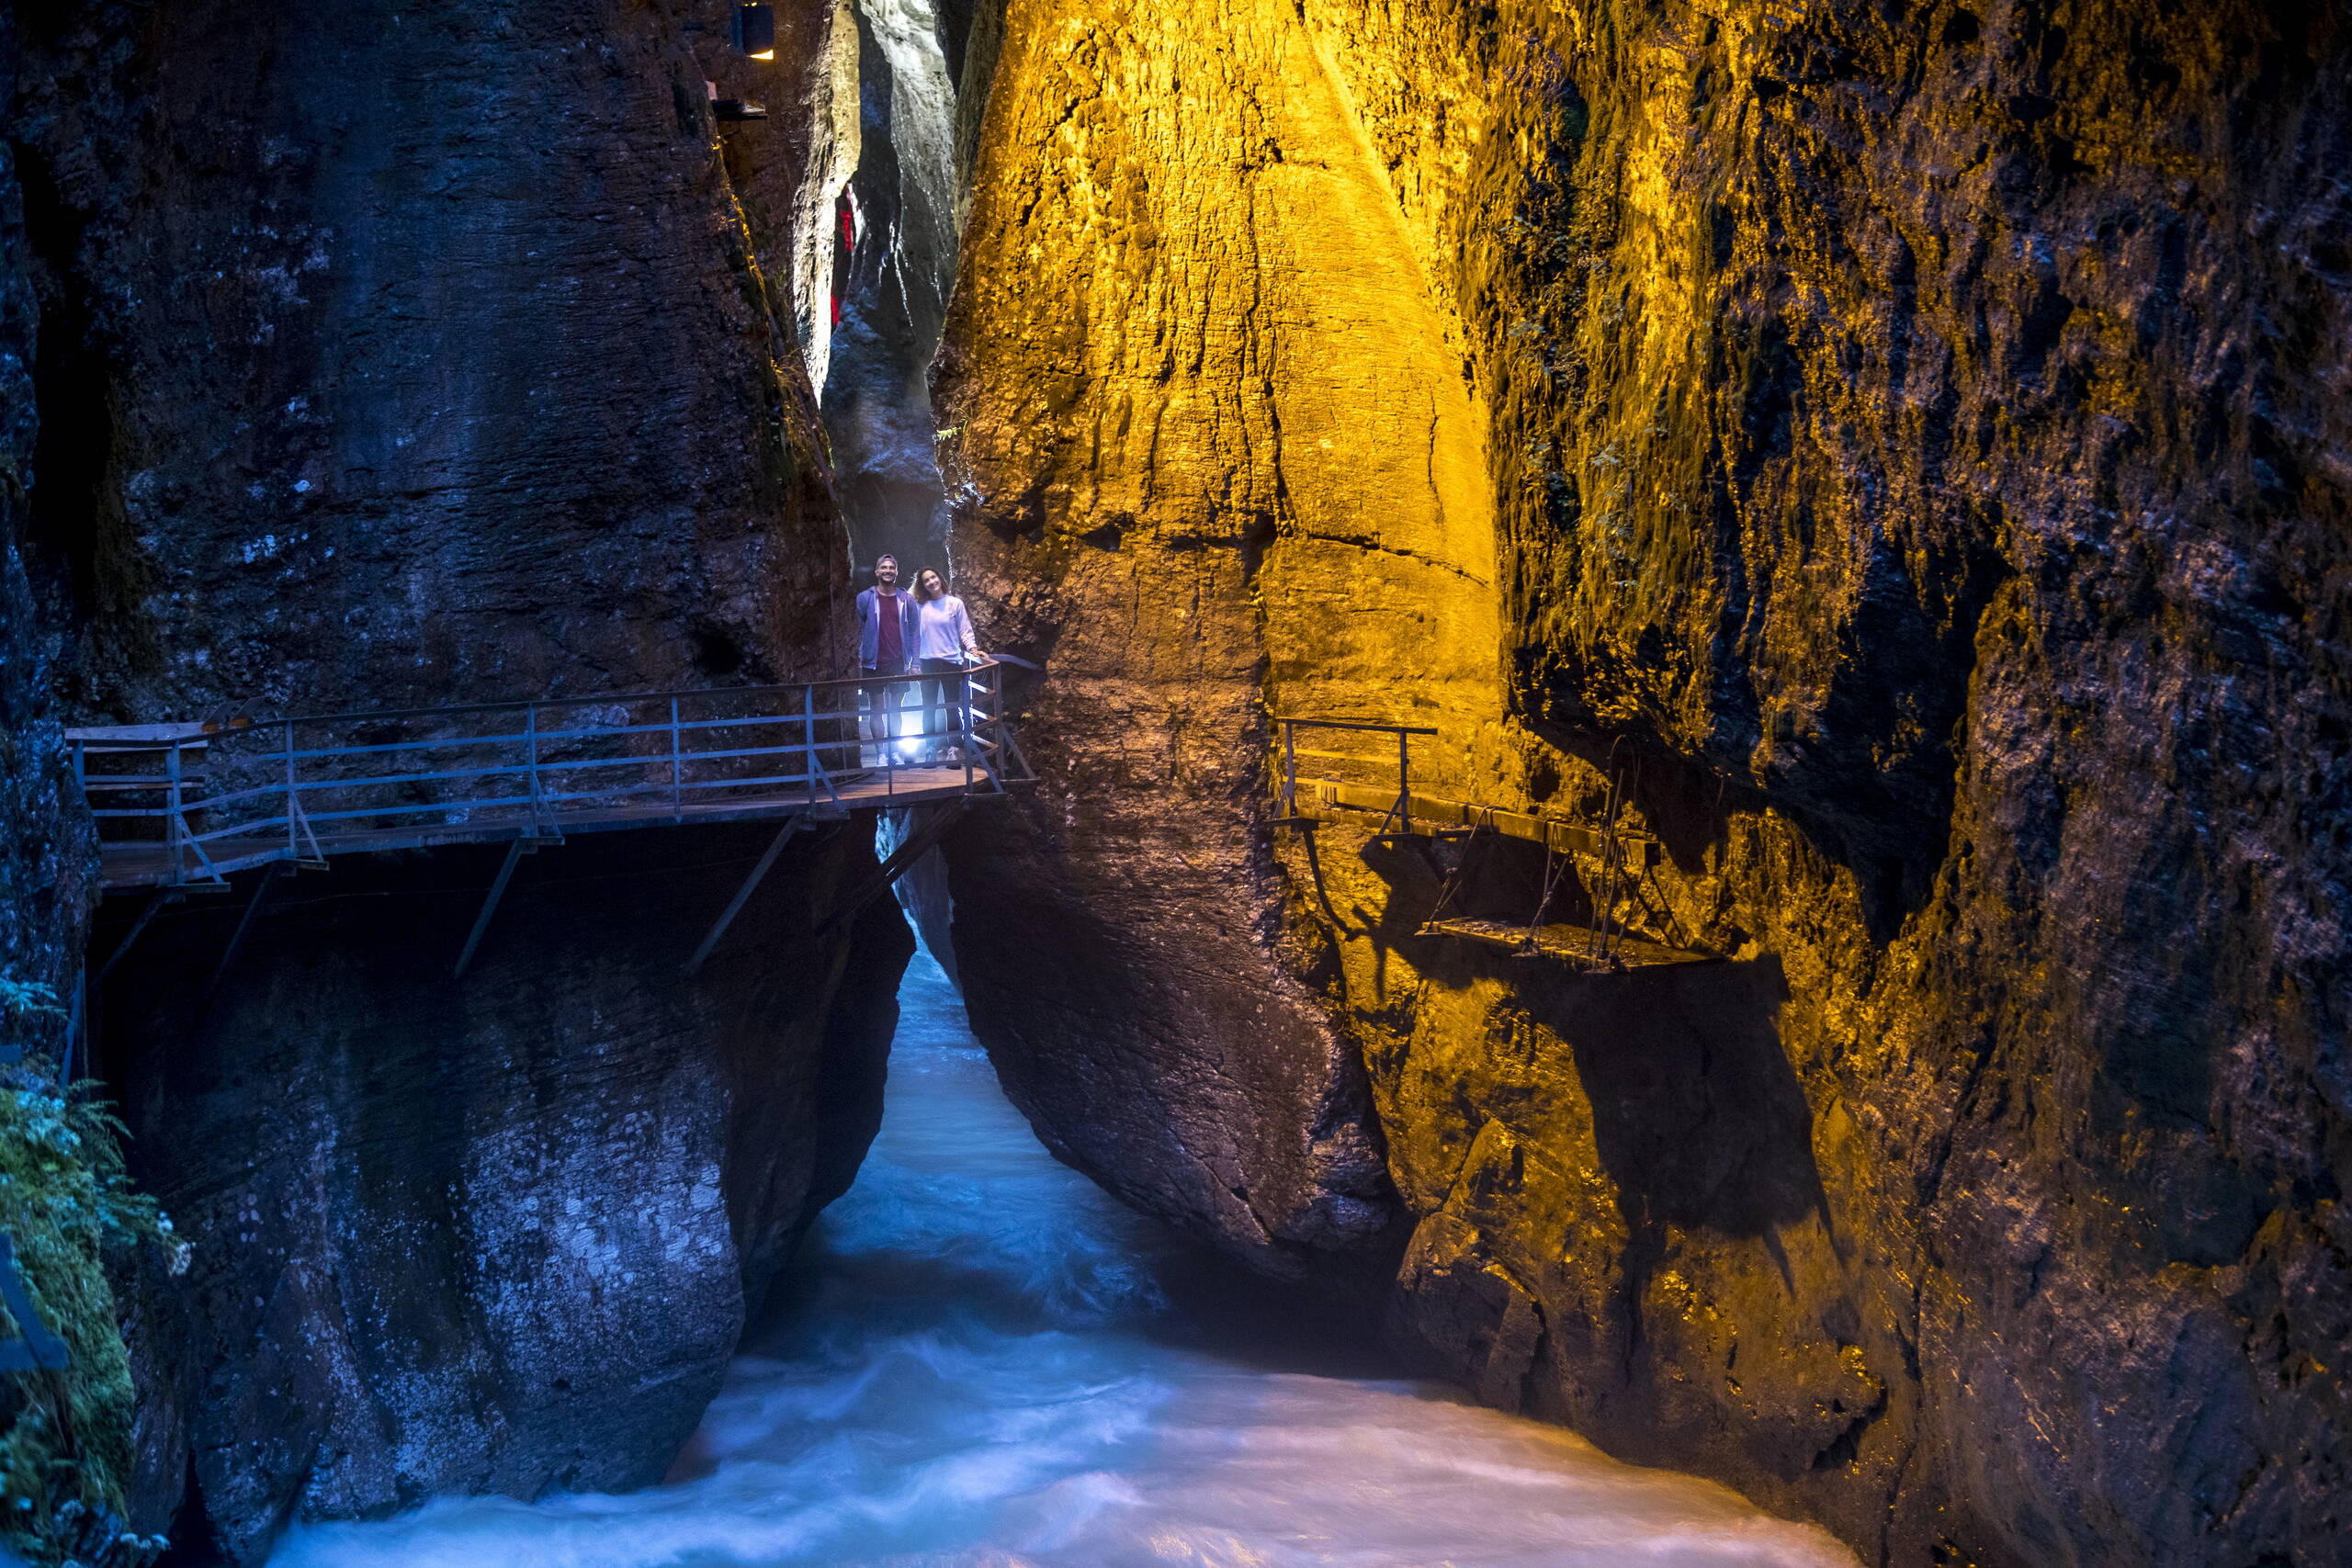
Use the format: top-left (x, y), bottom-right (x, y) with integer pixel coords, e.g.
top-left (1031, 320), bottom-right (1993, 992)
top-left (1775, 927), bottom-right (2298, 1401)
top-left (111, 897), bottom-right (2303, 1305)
top-left (1272, 714), bottom-right (1432, 827)
top-left (65, 661), bottom-right (1001, 737)
top-left (262, 660), bottom-right (1004, 729)
top-left (1271, 716), bottom-right (1439, 735)
top-left (72, 660), bottom-right (1023, 887)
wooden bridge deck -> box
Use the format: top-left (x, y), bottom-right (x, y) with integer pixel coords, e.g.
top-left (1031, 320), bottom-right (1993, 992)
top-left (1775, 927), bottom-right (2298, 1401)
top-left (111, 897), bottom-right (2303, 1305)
top-left (91, 763), bottom-right (989, 890)
top-left (73, 664), bottom-right (1029, 894)
top-left (1273, 716), bottom-right (1715, 971)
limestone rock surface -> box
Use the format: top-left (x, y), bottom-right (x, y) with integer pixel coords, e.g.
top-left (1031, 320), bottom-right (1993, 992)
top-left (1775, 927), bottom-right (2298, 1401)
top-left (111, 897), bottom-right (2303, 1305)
top-left (3, 1), bottom-right (897, 1556)
top-left (8, 0), bottom-right (848, 718)
top-left (0, 6), bottom-right (92, 1037)
top-left (105, 827), bottom-right (907, 1562)
top-left (933, 2), bottom-right (2352, 1564)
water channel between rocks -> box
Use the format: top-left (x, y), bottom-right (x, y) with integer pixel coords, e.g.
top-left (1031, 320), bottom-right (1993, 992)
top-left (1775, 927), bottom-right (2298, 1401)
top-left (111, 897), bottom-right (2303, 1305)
top-left (267, 942), bottom-right (1857, 1568)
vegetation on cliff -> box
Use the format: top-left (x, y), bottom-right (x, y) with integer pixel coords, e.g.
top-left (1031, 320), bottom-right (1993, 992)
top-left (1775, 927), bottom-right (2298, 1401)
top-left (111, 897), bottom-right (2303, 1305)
top-left (0, 978), bottom-right (171, 1568)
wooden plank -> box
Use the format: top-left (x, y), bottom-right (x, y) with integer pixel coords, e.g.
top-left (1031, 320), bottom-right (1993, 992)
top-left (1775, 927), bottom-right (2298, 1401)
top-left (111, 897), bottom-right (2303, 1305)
top-left (96, 766), bottom-right (1015, 891)
top-left (1418, 918), bottom-right (1720, 970)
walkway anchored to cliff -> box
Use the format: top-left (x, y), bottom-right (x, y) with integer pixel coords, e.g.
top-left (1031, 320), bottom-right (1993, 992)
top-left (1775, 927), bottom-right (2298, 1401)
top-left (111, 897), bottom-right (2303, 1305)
top-left (71, 663), bottom-right (1030, 986)
top-left (1271, 717), bottom-right (1716, 973)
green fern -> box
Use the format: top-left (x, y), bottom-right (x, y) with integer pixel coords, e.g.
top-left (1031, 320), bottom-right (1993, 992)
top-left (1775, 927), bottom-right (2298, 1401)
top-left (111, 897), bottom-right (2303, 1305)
top-left (0, 975), bottom-right (173, 1567)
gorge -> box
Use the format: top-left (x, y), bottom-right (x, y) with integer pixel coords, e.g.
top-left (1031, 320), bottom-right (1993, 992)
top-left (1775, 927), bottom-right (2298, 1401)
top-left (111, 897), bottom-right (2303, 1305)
top-left (0, 3), bottom-right (2345, 1568)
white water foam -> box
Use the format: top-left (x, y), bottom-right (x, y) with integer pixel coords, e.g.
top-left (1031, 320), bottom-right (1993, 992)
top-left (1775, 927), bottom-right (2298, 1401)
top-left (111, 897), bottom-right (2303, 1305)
top-left (271, 944), bottom-right (1856, 1568)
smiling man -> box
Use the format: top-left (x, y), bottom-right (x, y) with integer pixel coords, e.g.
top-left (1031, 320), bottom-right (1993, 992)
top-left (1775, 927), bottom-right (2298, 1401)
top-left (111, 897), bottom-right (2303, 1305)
top-left (854, 554), bottom-right (918, 762)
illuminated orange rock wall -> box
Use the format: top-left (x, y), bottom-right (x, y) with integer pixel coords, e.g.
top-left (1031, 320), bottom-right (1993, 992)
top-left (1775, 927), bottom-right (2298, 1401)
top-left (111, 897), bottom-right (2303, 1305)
top-left (935, 2), bottom-right (2350, 1565)
top-left (930, 0), bottom-right (1518, 1270)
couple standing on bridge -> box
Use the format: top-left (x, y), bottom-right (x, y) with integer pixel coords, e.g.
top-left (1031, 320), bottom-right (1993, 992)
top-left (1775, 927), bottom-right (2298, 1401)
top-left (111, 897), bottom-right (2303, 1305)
top-left (854, 553), bottom-right (981, 766)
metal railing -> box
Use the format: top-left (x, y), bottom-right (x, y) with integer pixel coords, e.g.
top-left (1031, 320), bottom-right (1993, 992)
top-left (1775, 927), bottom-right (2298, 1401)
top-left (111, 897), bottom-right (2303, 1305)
top-left (1274, 716), bottom-right (1439, 839)
top-left (1269, 716), bottom-right (1701, 969)
top-left (72, 660), bottom-right (1023, 888)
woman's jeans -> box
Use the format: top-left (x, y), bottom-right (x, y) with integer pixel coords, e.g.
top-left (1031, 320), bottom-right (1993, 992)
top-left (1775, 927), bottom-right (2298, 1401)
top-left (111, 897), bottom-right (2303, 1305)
top-left (919, 658), bottom-right (968, 758)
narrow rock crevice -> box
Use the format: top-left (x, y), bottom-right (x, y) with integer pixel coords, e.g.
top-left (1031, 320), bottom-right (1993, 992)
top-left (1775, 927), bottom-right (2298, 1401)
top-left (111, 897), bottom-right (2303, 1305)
top-left (822, 0), bottom-right (967, 571)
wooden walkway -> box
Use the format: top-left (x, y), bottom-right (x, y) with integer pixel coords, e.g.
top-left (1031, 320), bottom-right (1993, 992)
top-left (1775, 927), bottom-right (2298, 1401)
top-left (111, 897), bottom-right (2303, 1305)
top-left (1272, 716), bottom-right (1715, 971)
top-left (74, 664), bottom-right (1029, 893)
top-left (87, 764), bottom-right (991, 889)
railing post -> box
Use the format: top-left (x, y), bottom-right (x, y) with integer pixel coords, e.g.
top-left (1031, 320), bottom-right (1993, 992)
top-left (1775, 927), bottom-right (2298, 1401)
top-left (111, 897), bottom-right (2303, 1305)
top-left (803, 684), bottom-right (817, 810)
top-left (526, 704), bottom-right (542, 829)
top-left (961, 661), bottom-right (978, 792)
top-left (285, 720), bottom-right (298, 860)
top-left (165, 739), bottom-right (185, 886)
top-left (670, 697), bottom-right (684, 823)
top-left (1281, 720), bottom-right (1297, 818)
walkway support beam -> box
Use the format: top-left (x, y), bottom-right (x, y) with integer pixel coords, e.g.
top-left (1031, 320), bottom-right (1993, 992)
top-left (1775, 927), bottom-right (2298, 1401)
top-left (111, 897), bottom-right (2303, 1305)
top-left (685, 818), bottom-right (804, 976)
top-left (818, 797), bottom-right (968, 935)
top-left (454, 839), bottom-right (533, 978)
top-left (208, 860), bottom-right (286, 1000)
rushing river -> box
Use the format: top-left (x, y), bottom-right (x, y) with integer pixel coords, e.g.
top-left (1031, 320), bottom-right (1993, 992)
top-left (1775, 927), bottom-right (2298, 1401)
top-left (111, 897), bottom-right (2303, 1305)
top-left (273, 942), bottom-right (1854, 1568)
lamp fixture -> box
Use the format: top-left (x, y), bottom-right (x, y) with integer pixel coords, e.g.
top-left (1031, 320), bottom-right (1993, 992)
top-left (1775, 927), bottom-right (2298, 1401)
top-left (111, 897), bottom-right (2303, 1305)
top-left (732, 4), bottom-right (775, 60)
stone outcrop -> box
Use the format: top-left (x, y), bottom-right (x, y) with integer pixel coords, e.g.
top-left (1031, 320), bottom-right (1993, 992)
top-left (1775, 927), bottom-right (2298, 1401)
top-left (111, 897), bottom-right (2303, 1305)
top-left (4, 0), bottom-right (900, 1557)
top-left (8, 0), bottom-right (849, 718)
top-left (105, 828), bottom-right (907, 1562)
top-left (0, 6), bottom-right (92, 1037)
top-left (933, 2), bottom-right (2351, 1565)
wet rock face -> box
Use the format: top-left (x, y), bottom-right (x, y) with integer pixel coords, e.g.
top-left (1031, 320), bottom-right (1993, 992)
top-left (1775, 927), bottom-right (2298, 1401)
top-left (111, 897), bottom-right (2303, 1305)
top-left (0, 43), bottom-right (92, 1016)
top-left (8, 0), bottom-right (845, 717)
top-left (936, 0), bottom-right (2350, 1564)
top-left (5, 0), bottom-right (897, 1555)
top-left (105, 826), bottom-right (907, 1562)
top-left (823, 0), bottom-right (965, 569)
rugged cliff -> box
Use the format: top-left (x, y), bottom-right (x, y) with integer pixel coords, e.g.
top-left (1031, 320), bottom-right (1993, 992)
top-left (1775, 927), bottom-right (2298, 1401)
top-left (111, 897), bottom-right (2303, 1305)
top-left (9, 0), bottom-right (848, 716)
top-left (2, 16), bottom-right (147, 1559)
top-left (0, 6), bottom-right (89, 1050)
top-left (5, 1), bottom-right (899, 1558)
top-left (933, 2), bottom-right (2351, 1565)
top-left (102, 829), bottom-right (907, 1562)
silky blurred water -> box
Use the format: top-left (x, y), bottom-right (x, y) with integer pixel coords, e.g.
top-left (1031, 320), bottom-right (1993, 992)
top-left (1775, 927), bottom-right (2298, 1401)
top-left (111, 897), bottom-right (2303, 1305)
top-left (271, 943), bottom-right (1855, 1568)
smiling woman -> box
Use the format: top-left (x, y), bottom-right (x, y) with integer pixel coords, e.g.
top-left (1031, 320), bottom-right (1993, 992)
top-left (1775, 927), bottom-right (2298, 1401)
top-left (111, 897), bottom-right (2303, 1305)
top-left (267, 941), bottom-right (1855, 1568)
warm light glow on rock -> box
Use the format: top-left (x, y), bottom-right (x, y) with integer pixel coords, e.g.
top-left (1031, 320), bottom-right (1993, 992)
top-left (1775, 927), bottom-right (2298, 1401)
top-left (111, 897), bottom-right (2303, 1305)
top-left (932, 4), bottom-right (2352, 1566)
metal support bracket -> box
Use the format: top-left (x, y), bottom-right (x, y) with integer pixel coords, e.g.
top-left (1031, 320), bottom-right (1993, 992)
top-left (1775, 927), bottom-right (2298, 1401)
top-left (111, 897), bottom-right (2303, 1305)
top-left (685, 817), bottom-right (805, 975)
top-left (816, 797), bottom-right (967, 935)
top-left (56, 975), bottom-right (84, 1090)
top-left (288, 791), bottom-right (330, 870)
top-left (97, 886), bottom-right (183, 985)
top-left (454, 838), bottom-right (535, 978)
top-left (207, 861), bottom-right (286, 1001)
